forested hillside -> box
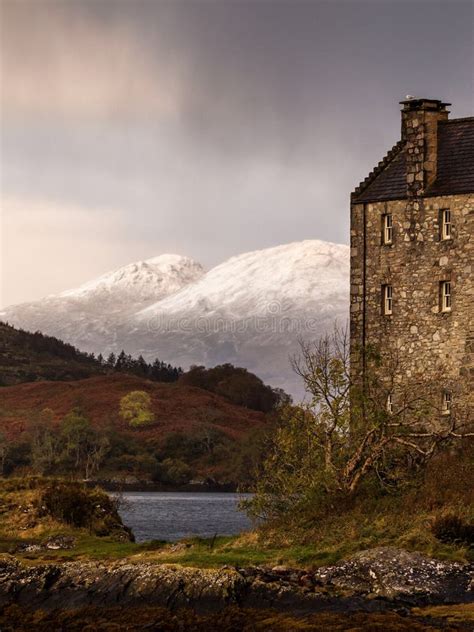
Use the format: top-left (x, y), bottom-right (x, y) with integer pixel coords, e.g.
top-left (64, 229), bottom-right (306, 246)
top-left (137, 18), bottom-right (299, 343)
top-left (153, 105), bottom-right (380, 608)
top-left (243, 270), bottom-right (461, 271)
top-left (0, 322), bottom-right (105, 385)
top-left (0, 322), bottom-right (181, 386)
top-left (0, 374), bottom-right (271, 486)
top-left (0, 323), bottom-right (289, 486)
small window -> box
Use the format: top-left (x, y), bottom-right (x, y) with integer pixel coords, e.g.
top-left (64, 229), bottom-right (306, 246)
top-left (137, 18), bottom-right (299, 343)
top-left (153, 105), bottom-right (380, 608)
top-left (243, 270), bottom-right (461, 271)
top-left (440, 209), bottom-right (452, 240)
top-left (440, 281), bottom-right (451, 312)
top-left (441, 391), bottom-right (451, 415)
top-left (386, 393), bottom-right (393, 414)
top-left (382, 213), bottom-right (393, 245)
top-left (382, 284), bottom-right (393, 315)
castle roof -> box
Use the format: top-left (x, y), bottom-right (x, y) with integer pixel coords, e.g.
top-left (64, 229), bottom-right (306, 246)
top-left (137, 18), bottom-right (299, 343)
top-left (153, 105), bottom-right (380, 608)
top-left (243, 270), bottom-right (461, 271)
top-left (352, 117), bottom-right (474, 203)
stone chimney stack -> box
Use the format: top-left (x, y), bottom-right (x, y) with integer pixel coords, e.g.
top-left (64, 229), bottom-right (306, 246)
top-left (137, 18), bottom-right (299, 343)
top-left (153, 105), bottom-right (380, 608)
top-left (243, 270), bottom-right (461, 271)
top-left (400, 98), bottom-right (450, 196)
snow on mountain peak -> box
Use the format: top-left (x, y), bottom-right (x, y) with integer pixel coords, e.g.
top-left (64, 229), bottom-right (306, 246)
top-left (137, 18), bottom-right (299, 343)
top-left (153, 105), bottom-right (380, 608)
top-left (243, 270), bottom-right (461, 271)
top-left (128, 240), bottom-right (349, 398)
top-left (137, 240), bottom-right (349, 319)
top-left (59, 254), bottom-right (205, 302)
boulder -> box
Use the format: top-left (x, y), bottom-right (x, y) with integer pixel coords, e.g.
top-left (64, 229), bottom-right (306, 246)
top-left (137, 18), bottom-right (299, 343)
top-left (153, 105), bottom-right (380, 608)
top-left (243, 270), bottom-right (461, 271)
top-left (313, 547), bottom-right (473, 604)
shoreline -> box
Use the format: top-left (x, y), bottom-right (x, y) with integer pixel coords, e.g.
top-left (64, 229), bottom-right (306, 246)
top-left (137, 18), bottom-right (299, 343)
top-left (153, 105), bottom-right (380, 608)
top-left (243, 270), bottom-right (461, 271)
top-left (91, 479), bottom-right (241, 493)
top-left (1, 548), bottom-right (472, 630)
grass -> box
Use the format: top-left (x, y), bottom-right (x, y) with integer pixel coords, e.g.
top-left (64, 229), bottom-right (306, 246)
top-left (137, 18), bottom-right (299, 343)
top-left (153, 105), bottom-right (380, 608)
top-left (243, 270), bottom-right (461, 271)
top-left (0, 531), bottom-right (335, 568)
top-left (132, 536), bottom-right (327, 568)
top-left (0, 476), bottom-right (133, 562)
top-left (243, 442), bottom-right (474, 567)
top-left (3, 526), bottom-right (470, 570)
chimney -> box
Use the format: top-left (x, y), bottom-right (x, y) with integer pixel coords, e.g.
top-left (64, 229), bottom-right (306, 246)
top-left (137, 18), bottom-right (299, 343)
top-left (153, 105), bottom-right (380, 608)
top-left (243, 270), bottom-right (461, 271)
top-left (400, 98), bottom-right (450, 196)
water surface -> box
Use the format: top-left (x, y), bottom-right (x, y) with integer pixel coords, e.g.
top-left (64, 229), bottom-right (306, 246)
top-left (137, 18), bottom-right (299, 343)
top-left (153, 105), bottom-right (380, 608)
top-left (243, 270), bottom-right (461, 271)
top-left (117, 491), bottom-right (253, 542)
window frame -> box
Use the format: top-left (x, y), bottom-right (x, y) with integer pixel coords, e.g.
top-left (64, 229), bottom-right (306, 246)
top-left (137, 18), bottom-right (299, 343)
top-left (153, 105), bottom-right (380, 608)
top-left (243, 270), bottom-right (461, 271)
top-left (381, 213), bottom-right (393, 245)
top-left (440, 281), bottom-right (452, 313)
top-left (441, 391), bottom-right (452, 415)
top-left (382, 284), bottom-right (393, 316)
top-left (440, 209), bottom-right (452, 241)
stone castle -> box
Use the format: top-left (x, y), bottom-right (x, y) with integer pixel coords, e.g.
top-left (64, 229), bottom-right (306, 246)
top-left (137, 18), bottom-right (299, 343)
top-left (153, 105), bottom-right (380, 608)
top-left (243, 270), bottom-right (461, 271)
top-left (350, 97), bottom-right (473, 415)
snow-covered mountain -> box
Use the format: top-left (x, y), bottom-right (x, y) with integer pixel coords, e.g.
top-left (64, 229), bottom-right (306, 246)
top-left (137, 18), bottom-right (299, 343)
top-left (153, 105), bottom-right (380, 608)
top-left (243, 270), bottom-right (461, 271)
top-left (1, 241), bottom-right (349, 397)
top-left (59, 254), bottom-right (204, 303)
top-left (1, 254), bottom-right (204, 352)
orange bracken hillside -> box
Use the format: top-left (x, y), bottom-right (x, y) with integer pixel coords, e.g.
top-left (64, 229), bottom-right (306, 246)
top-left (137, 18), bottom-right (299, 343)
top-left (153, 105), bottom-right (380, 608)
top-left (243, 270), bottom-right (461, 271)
top-left (0, 373), bottom-right (267, 442)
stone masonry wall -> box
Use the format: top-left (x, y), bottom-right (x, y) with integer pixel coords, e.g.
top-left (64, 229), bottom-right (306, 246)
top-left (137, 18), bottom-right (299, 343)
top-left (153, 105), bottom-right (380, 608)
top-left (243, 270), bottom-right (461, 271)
top-left (402, 104), bottom-right (448, 194)
top-left (350, 193), bottom-right (473, 412)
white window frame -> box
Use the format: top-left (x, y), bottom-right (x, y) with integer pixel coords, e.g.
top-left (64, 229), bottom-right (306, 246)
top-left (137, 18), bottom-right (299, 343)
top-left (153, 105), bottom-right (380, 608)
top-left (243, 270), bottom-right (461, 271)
top-left (386, 393), bottom-right (393, 414)
top-left (441, 209), bottom-right (452, 241)
top-left (441, 391), bottom-right (451, 415)
top-left (440, 281), bottom-right (451, 312)
top-left (382, 213), bottom-right (393, 245)
top-left (383, 284), bottom-right (393, 315)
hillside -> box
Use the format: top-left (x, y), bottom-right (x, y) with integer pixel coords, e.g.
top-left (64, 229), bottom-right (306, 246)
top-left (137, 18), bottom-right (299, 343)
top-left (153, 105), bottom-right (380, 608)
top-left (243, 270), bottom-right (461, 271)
top-left (0, 321), bottom-right (105, 386)
top-left (0, 322), bottom-right (181, 387)
top-left (1, 241), bottom-right (349, 397)
top-left (0, 373), bottom-right (266, 441)
top-left (0, 374), bottom-right (269, 485)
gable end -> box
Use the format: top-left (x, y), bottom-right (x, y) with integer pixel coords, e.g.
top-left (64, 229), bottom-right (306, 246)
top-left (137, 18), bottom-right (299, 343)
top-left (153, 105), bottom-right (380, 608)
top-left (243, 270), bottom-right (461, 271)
top-left (351, 141), bottom-right (406, 204)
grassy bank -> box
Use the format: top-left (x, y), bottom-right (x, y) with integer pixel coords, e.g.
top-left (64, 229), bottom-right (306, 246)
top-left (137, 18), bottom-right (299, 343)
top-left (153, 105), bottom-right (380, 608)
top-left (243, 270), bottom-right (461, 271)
top-left (0, 442), bottom-right (472, 570)
top-left (0, 472), bottom-right (473, 631)
top-left (0, 477), bottom-right (133, 557)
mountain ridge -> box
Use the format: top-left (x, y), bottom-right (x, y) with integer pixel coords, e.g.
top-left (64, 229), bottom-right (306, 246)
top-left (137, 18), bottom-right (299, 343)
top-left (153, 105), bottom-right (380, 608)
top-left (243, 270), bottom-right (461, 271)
top-left (1, 240), bottom-right (349, 397)
top-left (58, 254), bottom-right (204, 302)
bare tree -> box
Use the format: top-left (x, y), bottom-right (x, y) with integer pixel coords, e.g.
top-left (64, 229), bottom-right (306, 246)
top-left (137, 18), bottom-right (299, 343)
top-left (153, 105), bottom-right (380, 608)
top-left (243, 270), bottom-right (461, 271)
top-left (62, 408), bottom-right (110, 479)
top-left (29, 408), bottom-right (62, 474)
top-left (291, 325), bottom-right (472, 494)
top-left (84, 434), bottom-right (110, 480)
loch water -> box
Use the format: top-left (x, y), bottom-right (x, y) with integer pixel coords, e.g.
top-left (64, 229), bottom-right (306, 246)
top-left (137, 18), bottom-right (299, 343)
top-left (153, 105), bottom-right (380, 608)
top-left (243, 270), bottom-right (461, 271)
top-left (117, 491), bottom-right (253, 542)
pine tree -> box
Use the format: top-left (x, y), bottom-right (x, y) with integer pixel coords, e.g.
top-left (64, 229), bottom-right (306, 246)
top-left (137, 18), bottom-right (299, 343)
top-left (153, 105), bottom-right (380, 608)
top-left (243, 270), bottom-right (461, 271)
top-left (137, 355), bottom-right (149, 377)
top-left (115, 350), bottom-right (127, 371)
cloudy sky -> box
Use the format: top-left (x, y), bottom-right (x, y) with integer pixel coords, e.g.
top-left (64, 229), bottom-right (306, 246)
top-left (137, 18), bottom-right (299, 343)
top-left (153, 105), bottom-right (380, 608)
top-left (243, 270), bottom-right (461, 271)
top-left (1, 0), bottom-right (473, 307)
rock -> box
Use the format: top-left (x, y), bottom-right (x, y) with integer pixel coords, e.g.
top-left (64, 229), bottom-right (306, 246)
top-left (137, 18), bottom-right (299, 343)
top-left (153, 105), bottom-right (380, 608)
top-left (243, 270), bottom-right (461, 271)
top-left (13, 543), bottom-right (43, 553)
top-left (313, 547), bottom-right (473, 603)
top-left (44, 535), bottom-right (76, 550)
top-left (168, 542), bottom-right (190, 553)
top-left (0, 548), bottom-right (471, 614)
top-left (299, 574), bottom-right (314, 589)
top-left (12, 535), bottom-right (76, 553)
top-left (271, 565), bottom-right (290, 573)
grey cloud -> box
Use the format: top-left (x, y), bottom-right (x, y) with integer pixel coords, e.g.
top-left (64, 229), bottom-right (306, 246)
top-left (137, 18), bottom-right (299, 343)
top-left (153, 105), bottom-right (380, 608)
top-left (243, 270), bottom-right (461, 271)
top-left (1, 0), bottom-right (473, 305)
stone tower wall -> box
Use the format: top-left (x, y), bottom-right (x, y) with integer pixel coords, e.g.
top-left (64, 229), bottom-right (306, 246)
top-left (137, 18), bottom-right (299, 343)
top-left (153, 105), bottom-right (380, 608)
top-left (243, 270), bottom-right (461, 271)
top-left (350, 192), bottom-right (474, 409)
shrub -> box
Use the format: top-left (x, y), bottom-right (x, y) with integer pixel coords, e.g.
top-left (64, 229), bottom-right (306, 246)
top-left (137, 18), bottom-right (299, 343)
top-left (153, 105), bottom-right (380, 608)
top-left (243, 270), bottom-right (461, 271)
top-left (38, 481), bottom-right (133, 539)
top-left (119, 391), bottom-right (155, 427)
top-left (431, 514), bottom-right (474, 546)
top-left (179, 364), bottom-right (289, 412)
top-left (152, 458), bottom-right (192, 486)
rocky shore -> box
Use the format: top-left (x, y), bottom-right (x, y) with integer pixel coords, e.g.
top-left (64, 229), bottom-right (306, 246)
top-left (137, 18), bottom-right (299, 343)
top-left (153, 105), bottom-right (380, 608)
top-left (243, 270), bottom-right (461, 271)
top-left (1, 548), bottom-right (472, 615)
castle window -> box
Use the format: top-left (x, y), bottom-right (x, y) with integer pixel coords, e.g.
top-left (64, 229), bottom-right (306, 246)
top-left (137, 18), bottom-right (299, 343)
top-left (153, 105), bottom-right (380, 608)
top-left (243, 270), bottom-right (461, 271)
top-left (440, 281), bottom-right (451, 312)
top-left (386, 393), bottom-right (393, 414)
top-left (382, 284), bottom-right (393, 315)
top-left (440, 209), bottom-right (452, 240)
top-left (441, 391), bottom-right (451, 415)
top-left (382, 213), bottom-right (393, 245)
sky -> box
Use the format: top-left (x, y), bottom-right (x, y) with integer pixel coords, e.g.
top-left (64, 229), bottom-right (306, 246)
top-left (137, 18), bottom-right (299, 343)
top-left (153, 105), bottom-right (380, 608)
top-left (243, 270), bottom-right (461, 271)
top-left (1, 0), bottom-right (473, 307)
